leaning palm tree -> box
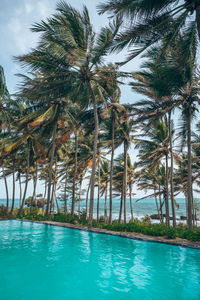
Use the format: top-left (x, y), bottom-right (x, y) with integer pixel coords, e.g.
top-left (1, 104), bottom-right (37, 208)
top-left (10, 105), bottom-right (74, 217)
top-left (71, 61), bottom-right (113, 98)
top-left (16, 2), bottom-right (127, 226)
top-left (98, 0), bottom-right (200, 63)
top-left (131, 34), bottom-right (199, 230)
top-left (131, 47), bottom-right (180, 227)
top-left (135, 118), bottom-right (171, 226)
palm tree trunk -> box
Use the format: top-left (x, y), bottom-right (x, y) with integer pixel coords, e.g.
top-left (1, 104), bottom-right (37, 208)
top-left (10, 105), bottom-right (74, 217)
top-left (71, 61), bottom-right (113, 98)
top-left (165, 154), bottom-right (170, 227)
top-left (109, 113), bottom-right (115, 224)
top-left (50, 181), bottom-right (55, 217)
top-left (97, 160), bottom-right (100, 222)
top-left (2, 165), bottom-right (9, 212)
top-left (64, 175), bottom-right (67, 215)
top-left (71, 132), bottom-right (78, 217)
top-left (187, 110), bottom-right (193, 230)
top-left (104, 182), bottom-right (108, 221)
top-left (46, 122), bottom-right (57, 216)
top-left (34, 162), bottom-right (38, 210)
top-left (20, 140), bottom-right (30, 213)
top-left (31, 166), bottom-right (37, 214)
top-left (87, 80), bottom-right (99, 228)
top-left (192, 190), bottom-right (195, 226)
top-left (185, 191), bottom-right (188, 221)
top-left (86, 177), bottom-right (91, 219)
top-left (158, 184), bottom-right (163, 223)
top-left (168, 111), bottom-right (176, 227)
top-left (129, 183), bottom-right (134, 221)
top-left (55, 184), bottom-right (60, 213)
top-left (10, 170), bottom-right (15, 214)
top-left (78, 176), bottom-right (83, 218)
top-left (123, 142), bottom-right (128, 224)
top-left (50, 182), bottom-right (53, 214)
top-left (118, 193), bottom-right (123, 224)
top-left (19, 173), bottom-right (22, 208)
top-left (44, 180), bottom-right (47, 199)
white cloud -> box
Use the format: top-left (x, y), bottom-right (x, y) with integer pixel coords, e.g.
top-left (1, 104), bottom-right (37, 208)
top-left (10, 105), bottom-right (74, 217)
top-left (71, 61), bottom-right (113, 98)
top-left (6, 0), bottom-right (55, 54)
top-left (24, 2), bottom-right (34, 14)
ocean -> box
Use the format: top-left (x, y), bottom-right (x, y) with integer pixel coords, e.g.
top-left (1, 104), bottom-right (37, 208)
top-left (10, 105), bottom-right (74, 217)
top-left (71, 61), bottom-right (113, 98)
top-left (1, 197), bottom-right (199, 222)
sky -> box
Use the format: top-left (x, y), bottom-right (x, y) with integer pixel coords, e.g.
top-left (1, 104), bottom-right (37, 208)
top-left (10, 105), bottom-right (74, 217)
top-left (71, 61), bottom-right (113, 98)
top-left (0, 0), bottom-right (187, 200)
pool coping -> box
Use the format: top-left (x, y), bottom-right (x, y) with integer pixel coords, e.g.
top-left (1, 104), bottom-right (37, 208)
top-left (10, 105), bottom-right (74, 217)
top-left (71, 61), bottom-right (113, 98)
top-left (11, 219), bottom-right (200, 250)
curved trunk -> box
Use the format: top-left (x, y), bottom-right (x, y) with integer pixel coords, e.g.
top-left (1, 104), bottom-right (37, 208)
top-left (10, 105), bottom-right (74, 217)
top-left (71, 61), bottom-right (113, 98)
top-left (109, 113), bottom-right (115, 224)
top-left (88, 80), bottom-right (99, 228)
top-left (123, 142), bottom-right (128, 224)
top-left (187, 109), bottom-right (193, 230)
top-left (168, 111), bottom-right (176, 227)
top-left (46, 122), bottom-right (57, 216)
top-left (165, 154), bottom-right (170, 227)
top-left (2, 165), bottom-right (9, 212)
top-left (97, 160), bottom-right (100, 222)
top-left (71, 132), bottom-right (78, 217)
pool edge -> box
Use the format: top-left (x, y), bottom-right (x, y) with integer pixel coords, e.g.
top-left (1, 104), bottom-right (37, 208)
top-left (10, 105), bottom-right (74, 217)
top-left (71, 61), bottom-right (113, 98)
top-left (13, 219), bottom-right (200, 250)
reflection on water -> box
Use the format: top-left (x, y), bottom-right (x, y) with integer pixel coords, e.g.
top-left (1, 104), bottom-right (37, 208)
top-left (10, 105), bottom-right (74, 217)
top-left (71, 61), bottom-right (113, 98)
top-left (0, 220), bottom-right (200, 300)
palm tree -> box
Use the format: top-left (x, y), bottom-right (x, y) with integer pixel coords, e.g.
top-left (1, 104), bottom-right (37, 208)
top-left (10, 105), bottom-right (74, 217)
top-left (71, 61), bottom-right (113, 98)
top-left (117, 114), bottom-right (134, 224)
top-left (16, 2), bottom-right (126, 226)
top-left (135, 118), bottom-right (171, 226)
top-left (101, 99), bottom-right (127, 223)
top-left (178, 82), bottom-right (200, 229)
top-left (113, 152), bottom-right (134, 222)
top-left (99, 159), bottom-right (110, 220)
top-left (135, 165), bottom-right (168, 223)
top-left (131, 35), bottom-right (199, 229)
top-left (98, 0), bottom-right (200, 63)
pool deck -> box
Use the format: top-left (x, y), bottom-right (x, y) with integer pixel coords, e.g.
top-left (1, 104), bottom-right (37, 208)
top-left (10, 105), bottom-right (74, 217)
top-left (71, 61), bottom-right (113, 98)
top-left (32, 220), bottom-right (200, 250)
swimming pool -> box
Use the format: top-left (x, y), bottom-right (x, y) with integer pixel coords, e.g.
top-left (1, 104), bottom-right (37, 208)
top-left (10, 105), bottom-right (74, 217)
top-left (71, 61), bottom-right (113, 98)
top-left (0, 220), bottom-right (200, 299)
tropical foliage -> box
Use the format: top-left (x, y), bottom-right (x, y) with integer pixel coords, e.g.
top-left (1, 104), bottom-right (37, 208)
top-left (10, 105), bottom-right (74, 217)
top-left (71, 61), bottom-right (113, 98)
top-left (0, 0), bottom-right (200, 233)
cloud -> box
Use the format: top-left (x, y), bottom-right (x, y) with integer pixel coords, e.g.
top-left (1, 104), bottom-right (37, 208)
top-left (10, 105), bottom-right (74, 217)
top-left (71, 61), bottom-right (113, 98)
top-left (6, 0), bottom-right (55, 54)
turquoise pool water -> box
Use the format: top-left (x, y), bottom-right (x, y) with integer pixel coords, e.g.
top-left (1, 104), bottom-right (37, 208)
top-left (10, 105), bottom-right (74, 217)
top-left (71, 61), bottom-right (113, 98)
top-left (0, 221), bottom-right (200, 300)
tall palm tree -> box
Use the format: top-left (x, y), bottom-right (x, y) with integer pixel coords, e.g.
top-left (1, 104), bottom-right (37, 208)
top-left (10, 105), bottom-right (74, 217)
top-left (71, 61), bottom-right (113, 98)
top-left (101, 99), bottom-right (127, 223)
top-left (16, 2), bottom-right (126, 226)
top-left (131, 35), bottom-right (199, 229)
